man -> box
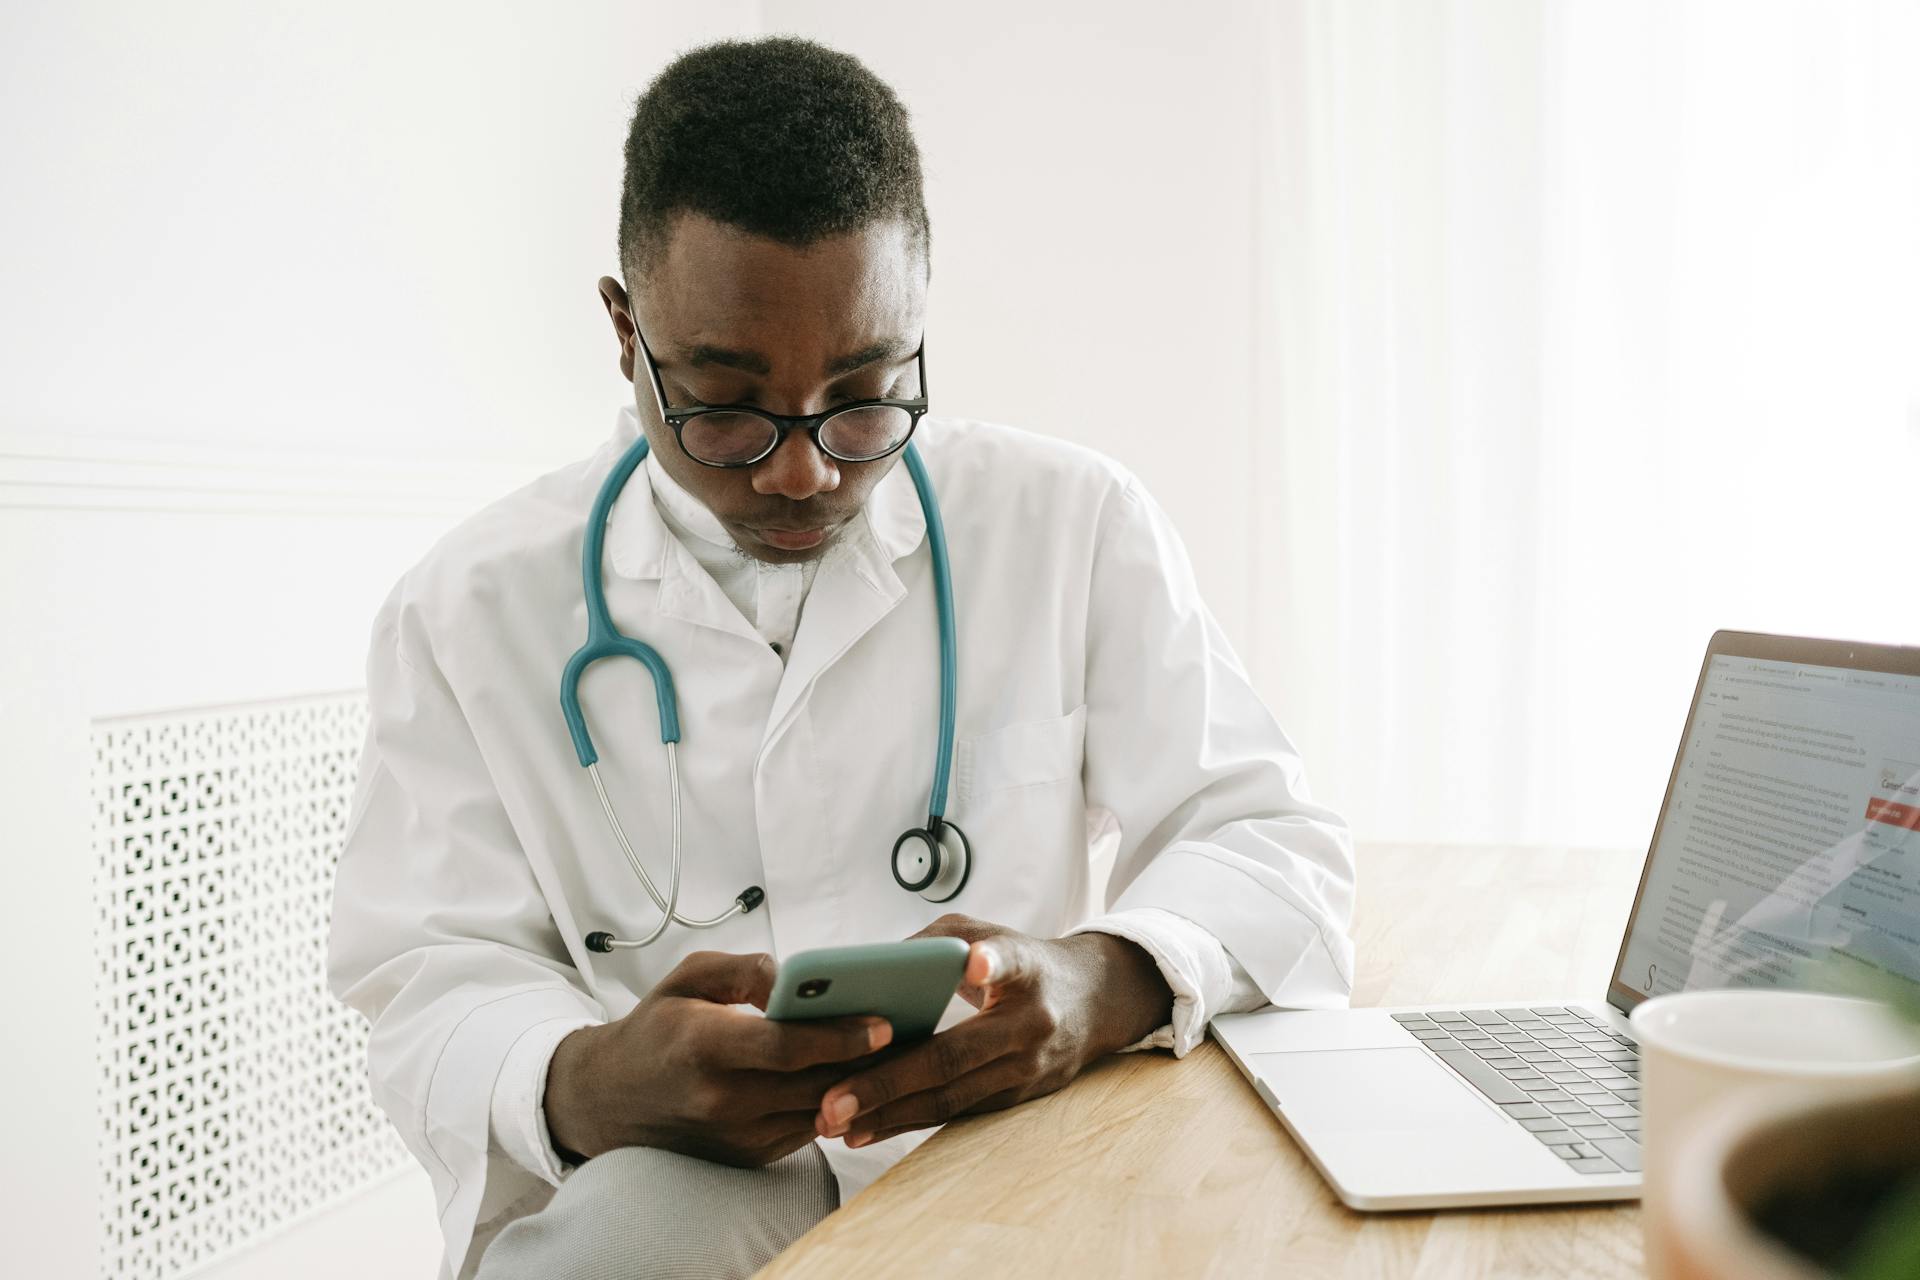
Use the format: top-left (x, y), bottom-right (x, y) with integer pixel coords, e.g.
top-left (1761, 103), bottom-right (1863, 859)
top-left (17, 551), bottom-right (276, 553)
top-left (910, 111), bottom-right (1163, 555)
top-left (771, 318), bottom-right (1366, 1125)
top-left (329, 36), bottom-right (1354, 1280)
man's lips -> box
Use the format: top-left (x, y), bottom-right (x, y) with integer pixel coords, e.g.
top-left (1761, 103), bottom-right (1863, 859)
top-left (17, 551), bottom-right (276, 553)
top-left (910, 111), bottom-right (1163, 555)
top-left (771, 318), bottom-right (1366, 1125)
top-left (754, 526), bottom-right (826, 551)
top-left (743, 519), bottom-right (845, 551)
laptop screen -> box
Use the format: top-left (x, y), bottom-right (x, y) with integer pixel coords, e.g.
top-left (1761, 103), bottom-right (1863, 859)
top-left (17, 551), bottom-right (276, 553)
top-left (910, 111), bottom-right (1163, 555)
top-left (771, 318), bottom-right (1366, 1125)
top-left (1610, 636), bottom-right (1920, 1011)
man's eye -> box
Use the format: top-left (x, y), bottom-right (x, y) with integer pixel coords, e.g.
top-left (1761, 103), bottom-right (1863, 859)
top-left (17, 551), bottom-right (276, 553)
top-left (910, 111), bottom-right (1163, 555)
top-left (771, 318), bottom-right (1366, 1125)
top-left (833, 381), bottom-right (900, 404)
top-left (679, 383), bottom-right (748, 406)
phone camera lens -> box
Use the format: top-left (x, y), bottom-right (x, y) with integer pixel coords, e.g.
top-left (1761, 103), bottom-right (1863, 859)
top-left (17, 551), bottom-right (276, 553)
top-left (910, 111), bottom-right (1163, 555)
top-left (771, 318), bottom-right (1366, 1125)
top-left (797, 978), bottom-right (831, 999)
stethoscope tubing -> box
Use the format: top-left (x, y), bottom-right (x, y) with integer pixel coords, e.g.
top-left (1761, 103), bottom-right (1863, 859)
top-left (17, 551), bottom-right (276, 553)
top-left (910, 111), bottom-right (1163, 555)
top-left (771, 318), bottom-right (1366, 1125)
top-left (586, 746), bottom-right (753, 949)
top-left (562, 436), bottom-right (681, 765)
top-left (562, 433), bottom-right (962, 949)
top-left (900, 443), bottom-right (957, 828)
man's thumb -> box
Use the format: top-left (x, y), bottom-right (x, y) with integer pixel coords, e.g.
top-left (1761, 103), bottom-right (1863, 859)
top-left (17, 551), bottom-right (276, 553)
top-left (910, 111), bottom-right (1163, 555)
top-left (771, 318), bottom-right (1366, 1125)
top-left (967, 939), bottom-right (1019, 988)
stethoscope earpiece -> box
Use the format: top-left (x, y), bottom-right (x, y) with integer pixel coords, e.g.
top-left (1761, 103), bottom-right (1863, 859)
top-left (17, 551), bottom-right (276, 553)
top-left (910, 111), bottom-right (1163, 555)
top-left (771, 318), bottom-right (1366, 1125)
top-left (891, 820), bottom-right (971, 903)
top-left (584, 884), bottom-right (766, 953)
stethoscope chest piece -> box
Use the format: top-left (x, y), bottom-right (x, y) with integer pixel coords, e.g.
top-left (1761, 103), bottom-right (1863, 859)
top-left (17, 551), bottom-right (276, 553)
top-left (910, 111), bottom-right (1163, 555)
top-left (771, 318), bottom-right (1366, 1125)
top-left (891, 820), bottom-right (972, 903)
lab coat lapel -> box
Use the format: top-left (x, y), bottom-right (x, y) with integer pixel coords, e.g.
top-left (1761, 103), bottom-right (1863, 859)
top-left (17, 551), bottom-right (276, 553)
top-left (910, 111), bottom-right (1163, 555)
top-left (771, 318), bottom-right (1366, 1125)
top-left (602, 407), bottom-right (764, 647)
top-left (762, 456), bottom-right (928, 749)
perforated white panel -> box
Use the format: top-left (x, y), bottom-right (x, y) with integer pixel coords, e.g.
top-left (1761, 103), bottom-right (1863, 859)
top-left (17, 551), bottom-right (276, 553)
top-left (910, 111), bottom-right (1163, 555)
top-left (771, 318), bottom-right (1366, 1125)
top-left (91, 694), bottom-right (409, 1278)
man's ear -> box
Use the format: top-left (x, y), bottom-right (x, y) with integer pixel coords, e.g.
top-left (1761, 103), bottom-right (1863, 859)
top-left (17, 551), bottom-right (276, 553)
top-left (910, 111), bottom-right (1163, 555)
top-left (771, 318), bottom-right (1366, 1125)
top-left (597, 275), bottom-right (636, 383)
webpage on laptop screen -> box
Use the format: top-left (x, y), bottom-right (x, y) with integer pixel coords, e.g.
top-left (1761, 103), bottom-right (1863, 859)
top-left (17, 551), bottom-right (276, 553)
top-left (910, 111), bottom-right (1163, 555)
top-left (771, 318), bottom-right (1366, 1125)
top-left (1617, 655), bottom-right (1920, 1002)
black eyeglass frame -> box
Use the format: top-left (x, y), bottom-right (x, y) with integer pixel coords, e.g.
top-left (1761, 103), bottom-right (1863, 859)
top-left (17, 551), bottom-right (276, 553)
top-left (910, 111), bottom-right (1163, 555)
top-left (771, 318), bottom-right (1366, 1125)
top-left (632, 324), bottom-right (930, 469)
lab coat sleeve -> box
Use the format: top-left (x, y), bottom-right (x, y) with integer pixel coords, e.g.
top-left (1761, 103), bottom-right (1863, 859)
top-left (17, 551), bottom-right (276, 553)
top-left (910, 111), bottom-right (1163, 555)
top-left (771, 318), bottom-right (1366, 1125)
top-left (490, 1014), bottom-right (600, 1185)
top-left (1076, 476), bottom-right (1356, 1015)
top-left (327, 592), bottom-right (607, 1279)
top-left (1067, 906), bottom-right (1267, 1055)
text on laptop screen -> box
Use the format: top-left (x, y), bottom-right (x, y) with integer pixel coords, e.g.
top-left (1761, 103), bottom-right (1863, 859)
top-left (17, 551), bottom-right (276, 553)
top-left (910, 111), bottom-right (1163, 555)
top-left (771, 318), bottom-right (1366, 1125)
top-left (1616, 654), bottom-right (1920, 1004)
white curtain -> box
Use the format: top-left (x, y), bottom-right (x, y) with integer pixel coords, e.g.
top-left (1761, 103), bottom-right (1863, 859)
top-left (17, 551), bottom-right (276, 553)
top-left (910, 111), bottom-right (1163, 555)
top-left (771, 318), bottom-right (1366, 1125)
top-left (1252, 0), bottom-right (1920, 849)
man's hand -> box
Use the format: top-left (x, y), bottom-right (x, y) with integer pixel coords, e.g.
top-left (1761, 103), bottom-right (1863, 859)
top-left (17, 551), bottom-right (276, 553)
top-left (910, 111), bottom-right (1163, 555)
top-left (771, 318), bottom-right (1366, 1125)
top-left (814, 914), bottom-right (1173, 1148)
top-left (545, 950), bottom-right (891, 1167)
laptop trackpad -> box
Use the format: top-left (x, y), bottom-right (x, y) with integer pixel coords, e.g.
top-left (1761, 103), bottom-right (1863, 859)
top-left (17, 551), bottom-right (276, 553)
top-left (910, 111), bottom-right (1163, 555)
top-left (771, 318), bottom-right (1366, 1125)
top-left (1251, 1048), bottom-right (1499, 1132)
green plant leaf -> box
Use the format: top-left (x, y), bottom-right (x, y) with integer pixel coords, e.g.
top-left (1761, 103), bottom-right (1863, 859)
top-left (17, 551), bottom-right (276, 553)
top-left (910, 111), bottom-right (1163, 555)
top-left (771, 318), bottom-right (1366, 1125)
top-left (1847, 1173), bottom-right (1920, 1280)
top-left (1804, 953), bottom-right (1920, 1027)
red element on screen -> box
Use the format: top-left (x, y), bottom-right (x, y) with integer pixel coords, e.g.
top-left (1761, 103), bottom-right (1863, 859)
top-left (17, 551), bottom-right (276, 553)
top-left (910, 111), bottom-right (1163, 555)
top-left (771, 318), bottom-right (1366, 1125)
top-left (1865, 798), bottom-right (1920, 831)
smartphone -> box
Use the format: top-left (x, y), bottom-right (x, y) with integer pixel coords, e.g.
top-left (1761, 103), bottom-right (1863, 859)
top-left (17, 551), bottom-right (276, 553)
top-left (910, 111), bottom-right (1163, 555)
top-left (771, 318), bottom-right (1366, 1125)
top-left (764, 937), bottom-right (970, 1043)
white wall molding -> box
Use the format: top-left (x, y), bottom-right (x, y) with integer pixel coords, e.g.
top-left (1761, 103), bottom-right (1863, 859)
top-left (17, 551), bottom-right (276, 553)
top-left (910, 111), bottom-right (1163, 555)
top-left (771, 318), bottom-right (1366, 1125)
top-left (0, 432), bottom-right (556, 518)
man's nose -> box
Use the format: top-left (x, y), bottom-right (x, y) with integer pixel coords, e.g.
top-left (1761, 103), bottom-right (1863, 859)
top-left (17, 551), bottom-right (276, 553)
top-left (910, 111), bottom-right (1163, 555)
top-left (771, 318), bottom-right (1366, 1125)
top-left (751, 428), bottom-right (841, 501)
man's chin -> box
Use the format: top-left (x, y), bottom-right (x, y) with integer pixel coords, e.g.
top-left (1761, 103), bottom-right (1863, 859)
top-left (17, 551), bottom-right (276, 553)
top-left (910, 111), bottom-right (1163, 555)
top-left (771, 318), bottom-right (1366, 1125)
top-left (729, 519), bottom-right (845, 563)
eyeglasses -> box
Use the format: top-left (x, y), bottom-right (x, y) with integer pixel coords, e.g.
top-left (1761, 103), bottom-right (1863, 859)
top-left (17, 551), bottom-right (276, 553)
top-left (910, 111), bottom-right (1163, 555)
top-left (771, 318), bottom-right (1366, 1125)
top-left (632, 324), bottom-right (929, 469)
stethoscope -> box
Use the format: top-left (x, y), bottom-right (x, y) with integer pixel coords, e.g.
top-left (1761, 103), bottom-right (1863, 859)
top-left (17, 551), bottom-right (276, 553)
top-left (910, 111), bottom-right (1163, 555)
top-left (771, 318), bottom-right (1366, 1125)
top-left (562, 434), bottom-right (972, 952)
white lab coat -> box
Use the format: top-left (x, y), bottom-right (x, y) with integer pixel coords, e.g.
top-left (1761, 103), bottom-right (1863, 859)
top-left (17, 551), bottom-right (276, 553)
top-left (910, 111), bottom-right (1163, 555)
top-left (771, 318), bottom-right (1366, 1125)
top-left (328, 408), bottom-right (1355, 1278)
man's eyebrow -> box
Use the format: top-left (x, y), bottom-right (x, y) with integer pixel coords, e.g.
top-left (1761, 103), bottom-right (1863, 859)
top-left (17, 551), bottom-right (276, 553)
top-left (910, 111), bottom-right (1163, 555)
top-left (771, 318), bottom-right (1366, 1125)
top-left (824, 337), bottom-right (916, 377)
top-left (677, 337), bottom-right (916, 379)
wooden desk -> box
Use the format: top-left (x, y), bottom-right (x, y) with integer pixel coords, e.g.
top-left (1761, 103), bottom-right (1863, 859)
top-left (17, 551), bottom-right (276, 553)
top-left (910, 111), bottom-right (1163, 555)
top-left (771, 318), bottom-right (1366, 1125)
top-left (762, 844), bottom-right (1650, 1279)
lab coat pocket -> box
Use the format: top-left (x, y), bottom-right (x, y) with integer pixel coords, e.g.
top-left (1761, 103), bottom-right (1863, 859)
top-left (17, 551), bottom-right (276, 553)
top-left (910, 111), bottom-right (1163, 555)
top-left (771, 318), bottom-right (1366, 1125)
top-left (955, 704), bottom-right (1087, 802)
top-left (951, 705), bottom-right (1090, 932)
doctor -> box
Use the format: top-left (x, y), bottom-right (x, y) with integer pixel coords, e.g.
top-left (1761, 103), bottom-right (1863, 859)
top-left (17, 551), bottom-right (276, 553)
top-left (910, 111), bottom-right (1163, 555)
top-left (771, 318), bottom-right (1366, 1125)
top-left (329, 35), bottom-right (1355, 1280)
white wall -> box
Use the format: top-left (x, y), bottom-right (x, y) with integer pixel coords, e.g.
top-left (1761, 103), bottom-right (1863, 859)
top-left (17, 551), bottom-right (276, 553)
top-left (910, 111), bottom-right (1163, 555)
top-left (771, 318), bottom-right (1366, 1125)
top-left (1253, 0), bottom-right (1920, 850)
top-left (0, 1), bottom-right (751, 465)
top-left (763, 0), bottom-right (1265, 649)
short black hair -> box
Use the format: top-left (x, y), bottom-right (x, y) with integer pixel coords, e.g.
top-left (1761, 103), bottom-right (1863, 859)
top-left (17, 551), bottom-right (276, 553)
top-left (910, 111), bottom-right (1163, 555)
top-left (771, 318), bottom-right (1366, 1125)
top-left (618, 36), bottom-right (930, 286)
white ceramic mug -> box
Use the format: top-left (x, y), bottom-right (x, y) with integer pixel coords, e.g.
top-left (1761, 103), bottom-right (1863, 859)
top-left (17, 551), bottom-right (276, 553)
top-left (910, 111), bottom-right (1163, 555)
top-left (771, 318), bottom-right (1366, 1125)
top-left (1631, 989), bottom-right (1920, 1279)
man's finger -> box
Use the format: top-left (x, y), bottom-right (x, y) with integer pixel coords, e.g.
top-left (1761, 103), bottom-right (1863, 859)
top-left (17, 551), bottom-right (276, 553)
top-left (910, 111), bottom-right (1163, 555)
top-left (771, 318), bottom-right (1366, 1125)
top-left (743, 1052), bottom-right (896, 1114)
top-left (963, 939), bottom-right (1023, 990)
top-left (844, 1083), bottom-right (1029, 1147)
top-left (844, 1124), bottom-right (920, 1148)
top-left (718, 1012), bottom-right (893, 1072)
top-left (836, 1066), bottom-right (1025, 1145)
top-left (815, 1018), bottom-right (1009, 1136)
top-left (651, 950), bottom-right (778, 1008)
top-left (910, 918), bottom-right (1034, 1006)
top-left (910, 912), bottom-right (994, 944)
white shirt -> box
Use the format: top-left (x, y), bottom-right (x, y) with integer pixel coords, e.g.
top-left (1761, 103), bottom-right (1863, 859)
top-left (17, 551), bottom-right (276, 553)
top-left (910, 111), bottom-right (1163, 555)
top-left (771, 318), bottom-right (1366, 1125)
top-left (646, 451), bottom-right (818, 661)
top-left (328, 407), bottom-right (1355, 1278)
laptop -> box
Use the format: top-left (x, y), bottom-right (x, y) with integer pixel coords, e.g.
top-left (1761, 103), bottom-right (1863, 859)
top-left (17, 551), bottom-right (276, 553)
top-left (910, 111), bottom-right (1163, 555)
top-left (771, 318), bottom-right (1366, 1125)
top-left (1211, 629), bottom-right (1920, 1209)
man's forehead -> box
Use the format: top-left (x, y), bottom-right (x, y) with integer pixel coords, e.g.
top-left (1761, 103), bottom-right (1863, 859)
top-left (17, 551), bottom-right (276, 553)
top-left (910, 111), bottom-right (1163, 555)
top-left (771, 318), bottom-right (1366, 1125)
top-left (652, 208), bottom-right (923, 276)
top-left (640, 213), bottom-right (925, 363)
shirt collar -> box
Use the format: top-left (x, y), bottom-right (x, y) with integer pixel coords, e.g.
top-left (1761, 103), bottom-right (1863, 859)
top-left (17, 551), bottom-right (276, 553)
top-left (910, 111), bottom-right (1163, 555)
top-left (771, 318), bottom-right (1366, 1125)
top-left (603, 402), bottom-right (928, 581)
top-left (645, 432), bottom-right (737, 554)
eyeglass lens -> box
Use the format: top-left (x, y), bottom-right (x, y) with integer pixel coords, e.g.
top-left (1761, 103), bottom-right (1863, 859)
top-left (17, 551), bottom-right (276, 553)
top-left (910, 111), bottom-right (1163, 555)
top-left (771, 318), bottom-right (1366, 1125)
top-left (681, 405), bottom-right (914, 465)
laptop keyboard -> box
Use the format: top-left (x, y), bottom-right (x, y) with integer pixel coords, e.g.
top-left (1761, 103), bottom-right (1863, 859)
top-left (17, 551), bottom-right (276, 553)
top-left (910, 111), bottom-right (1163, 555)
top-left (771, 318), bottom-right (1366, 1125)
top-left (1391, 1006), bottom-right (1641, 1175)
